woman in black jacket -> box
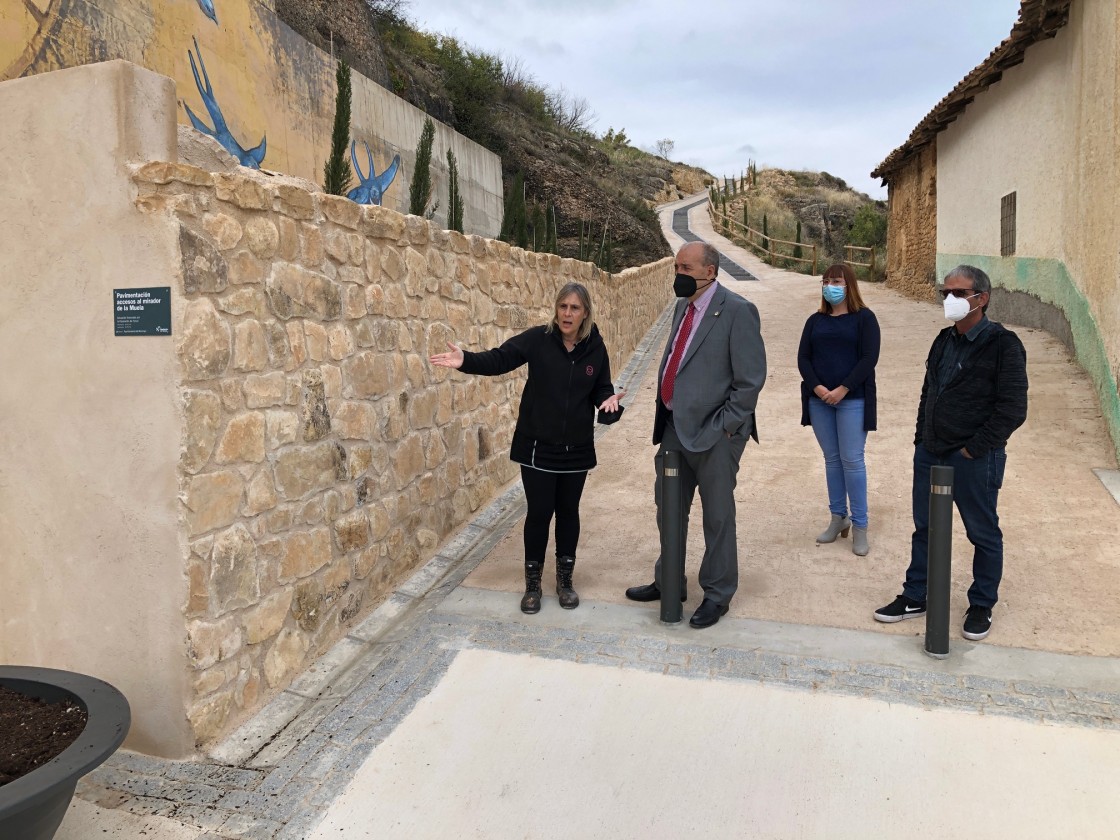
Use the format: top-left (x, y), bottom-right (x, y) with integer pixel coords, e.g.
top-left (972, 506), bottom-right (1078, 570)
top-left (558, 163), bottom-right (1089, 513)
top-left (430, 282), bottom-right (623, 614)
top-left (797, 264), bottom-right (880, 556)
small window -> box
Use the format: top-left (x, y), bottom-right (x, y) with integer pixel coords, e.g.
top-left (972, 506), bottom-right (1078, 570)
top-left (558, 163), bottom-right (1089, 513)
top-left (1001, 192), bottom-right (1017, 256)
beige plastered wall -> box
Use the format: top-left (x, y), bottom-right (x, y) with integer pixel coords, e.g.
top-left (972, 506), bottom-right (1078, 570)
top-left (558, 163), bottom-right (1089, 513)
top-left (0, 0), bottom-right (504, 236)
top-left (935, 0), bottom-right (1120, 457)
top-left (0, 62), bottom-right (192, 755)
top-left (1, 60), bottom-right (673, 755)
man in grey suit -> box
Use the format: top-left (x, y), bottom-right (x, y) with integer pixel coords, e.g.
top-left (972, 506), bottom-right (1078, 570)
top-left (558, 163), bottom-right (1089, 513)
top-left (626, 241), bottom-right (767, 627)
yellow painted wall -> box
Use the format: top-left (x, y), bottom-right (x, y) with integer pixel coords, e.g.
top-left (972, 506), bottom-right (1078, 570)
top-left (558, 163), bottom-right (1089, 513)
top-left (1, 0), bottom-right (503, 235)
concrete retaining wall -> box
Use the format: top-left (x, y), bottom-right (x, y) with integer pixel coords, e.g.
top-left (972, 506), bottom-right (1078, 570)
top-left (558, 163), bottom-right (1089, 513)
top-left (0, 0), bottom-right (503, 236)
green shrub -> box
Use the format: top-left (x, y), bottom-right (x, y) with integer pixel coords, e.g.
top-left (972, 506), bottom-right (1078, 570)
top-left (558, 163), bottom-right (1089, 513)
top-left (848, 203), bottom-right (888, 247)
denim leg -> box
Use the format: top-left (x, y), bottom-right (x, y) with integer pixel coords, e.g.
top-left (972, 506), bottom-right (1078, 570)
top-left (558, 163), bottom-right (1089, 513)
top-left (903, 445), bottom-right (936, 603)
top-left (835, 399), bottom-right (868, 528)
top-left (808, 399), bottom-right (847, 518)
top-left (950, 448), bottom-right (1006, 608)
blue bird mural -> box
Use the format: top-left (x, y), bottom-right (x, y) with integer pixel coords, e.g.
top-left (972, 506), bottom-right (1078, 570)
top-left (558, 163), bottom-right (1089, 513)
top-left (183, 37), bottom-right (266, 169)
top-left (346, 140), bottom-right (401, 206)
top-left (195, 0), bottom-right (217, 24)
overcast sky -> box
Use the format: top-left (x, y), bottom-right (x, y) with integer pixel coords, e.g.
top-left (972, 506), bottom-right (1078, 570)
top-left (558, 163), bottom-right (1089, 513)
top-left (409, 0), bottom-right (1023, 199)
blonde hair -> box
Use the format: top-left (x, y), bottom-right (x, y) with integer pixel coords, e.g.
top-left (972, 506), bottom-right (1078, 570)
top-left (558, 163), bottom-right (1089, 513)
top-left (818, 263), bottom-right (867, 314)
top-left (546, 282), bottom-right (594, 342)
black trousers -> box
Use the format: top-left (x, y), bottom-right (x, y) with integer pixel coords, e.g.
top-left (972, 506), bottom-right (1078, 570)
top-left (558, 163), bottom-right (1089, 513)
top-left (520, 465), bottom-right (589, 566)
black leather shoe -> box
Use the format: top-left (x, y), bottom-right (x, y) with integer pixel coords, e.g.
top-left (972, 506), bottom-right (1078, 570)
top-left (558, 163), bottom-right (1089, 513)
top-left (689, 598), bottom-right (729, 628)
top-left (624, 582), bottom-right (687, 602)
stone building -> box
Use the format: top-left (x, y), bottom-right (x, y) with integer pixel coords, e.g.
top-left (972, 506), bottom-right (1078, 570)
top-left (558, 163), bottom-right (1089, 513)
top-left (872, 0), bottom-right (1120, 461)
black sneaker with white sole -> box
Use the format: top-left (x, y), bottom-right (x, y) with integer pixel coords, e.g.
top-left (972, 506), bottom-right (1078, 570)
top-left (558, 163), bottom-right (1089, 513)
top-left (873, 595), bottom-right (927, 623)
top-left (962, 605), bottom-right (993, 640)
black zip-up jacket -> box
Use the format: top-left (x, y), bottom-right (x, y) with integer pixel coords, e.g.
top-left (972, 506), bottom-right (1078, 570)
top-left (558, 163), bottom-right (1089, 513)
top-left (915, 321), bottom-right (1028, 457)
top-left (460, 324), bottom-right (615, 465)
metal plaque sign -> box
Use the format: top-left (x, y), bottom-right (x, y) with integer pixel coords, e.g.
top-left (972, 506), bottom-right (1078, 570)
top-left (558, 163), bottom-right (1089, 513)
top-left (114, 287), bottom-right (171, 336)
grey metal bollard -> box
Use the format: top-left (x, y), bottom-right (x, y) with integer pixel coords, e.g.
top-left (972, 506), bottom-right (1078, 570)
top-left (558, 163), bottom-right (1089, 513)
top-left (924, 464), bottom-right (954, 659)
top-left (659, 449), bottom-right (684, 624)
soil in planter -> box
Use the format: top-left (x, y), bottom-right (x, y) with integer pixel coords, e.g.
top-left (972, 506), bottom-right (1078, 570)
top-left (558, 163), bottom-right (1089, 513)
top-left (0, 686), bottom-right (89, 786)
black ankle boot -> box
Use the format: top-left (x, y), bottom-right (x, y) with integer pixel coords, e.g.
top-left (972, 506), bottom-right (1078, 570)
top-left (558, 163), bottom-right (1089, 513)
top-left (521, 560), bottom-right (543, 614)
top-left (556, 555), bottom-right (579, 609)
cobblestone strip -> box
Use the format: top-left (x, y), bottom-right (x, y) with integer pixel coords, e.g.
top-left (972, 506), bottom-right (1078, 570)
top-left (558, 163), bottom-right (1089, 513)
top-left (434, 615), bottom-right (1120, 727)
top-left (80, 609), bottom-right (1120, 839)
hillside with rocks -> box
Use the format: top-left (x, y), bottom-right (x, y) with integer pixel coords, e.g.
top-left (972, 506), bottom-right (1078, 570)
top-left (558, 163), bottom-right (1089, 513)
top-left (274, 1), bottom-right (883, 273)
top-left (274, 0), bottom-right (709, 269)
top-left (715, 168), bottom-right (888, 274)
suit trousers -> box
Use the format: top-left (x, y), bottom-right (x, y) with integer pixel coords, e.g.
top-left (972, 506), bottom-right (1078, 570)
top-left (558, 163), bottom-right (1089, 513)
top-left (653, 420), bottom-right (746, 606)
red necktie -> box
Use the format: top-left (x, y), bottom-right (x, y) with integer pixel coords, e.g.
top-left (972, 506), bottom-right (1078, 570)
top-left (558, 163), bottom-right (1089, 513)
top-left (660, 303), bottom-right (696, 406)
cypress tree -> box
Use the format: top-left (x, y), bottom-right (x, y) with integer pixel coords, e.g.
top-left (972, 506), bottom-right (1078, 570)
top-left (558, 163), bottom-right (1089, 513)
top-left (500, 173), bottom-right (529, 249)
top-left (546, 205), bottom-right (558, 254)
top-left (762, 213), bottom-right (769, 252)
top-left (530, 204), bottom-right (546, 251)
top-left (794, 220), bottom-right (803, 261)
top-left (409, 117), bottom-right (437, 217)
top-left (322, 60), bottom-right (353, 196)
top-left (446, 148), bottom-right (464, 232)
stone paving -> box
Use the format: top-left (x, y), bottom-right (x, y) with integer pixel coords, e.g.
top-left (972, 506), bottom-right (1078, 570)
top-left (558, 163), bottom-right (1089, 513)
top-left (72, 194), bottom-right (1120, 839)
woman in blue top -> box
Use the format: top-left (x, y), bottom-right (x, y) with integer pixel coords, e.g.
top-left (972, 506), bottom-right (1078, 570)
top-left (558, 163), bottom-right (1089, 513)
top-left (797, 263), bottom-right (881, 556)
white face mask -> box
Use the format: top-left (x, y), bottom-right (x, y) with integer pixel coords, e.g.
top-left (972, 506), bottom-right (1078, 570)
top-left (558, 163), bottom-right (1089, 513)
top-left (943, 293), bottom-right (979, 322)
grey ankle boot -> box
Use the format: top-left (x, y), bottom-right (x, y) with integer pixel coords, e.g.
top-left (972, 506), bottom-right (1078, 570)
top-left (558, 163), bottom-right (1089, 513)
top-left (521, 560), bottom-right (543, 614)
top-left (556, 555), bottom-right (579, 609)
top-left (816, 514), bottom-right (852, 543)
top-left (852, 526), bottom-right (869, 556)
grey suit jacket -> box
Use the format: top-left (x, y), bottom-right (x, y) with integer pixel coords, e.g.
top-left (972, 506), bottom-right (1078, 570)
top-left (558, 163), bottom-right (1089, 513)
top-left (653, 283), bottom-right (766, 451)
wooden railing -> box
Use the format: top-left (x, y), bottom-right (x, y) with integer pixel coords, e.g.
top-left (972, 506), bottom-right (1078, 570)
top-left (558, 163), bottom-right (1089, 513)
top-left (708, 198), bottom-right (818, 275)
top-left (843, 245), bottom-right (877, 281)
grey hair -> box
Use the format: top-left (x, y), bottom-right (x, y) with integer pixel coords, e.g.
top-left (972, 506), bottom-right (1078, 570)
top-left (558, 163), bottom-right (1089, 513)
top-left (697, 242), bottom-right (721, 276)
top-left (944, 264), bottom-right (992, 312)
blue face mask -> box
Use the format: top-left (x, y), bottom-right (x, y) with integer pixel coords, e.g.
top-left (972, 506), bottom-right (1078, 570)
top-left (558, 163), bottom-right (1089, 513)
top-left (822, 285), bottom-right (846, 305)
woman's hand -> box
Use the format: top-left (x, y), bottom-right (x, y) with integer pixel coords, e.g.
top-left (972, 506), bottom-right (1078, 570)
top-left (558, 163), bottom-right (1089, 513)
top-left (598, 389), bottom-right (626, 412)
top-left (821, 385), bottom-right (849, 406)
top-left (429, 342), bottom-right (464, 369)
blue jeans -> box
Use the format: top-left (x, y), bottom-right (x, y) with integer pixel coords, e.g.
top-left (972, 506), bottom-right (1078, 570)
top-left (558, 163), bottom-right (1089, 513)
top-left (903, 444), bottom-right (1007, 608)
top-left (808, 398), bottom-right (868, 528)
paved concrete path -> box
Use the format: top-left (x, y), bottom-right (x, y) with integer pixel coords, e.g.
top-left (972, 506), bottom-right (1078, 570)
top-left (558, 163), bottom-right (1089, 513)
top-left (59, 194), bottom-right (1120, 839)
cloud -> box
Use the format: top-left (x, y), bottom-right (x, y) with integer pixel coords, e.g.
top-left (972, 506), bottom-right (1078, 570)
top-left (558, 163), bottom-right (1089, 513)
top-left (516, 36), bottom-right (568, 59)
top-left (410, 0), bottom-right (1024, 198)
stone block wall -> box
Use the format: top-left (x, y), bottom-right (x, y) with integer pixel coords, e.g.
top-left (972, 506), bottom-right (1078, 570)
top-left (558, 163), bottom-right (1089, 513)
top-left (132, 161), bottom-right (673, 744)
top-left (881, 143), bottom-right (937, 301)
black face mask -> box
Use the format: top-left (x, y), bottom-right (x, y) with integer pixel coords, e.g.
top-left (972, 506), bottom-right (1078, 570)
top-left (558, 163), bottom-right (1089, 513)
top-left (673, 273), bottom-right (713, 298)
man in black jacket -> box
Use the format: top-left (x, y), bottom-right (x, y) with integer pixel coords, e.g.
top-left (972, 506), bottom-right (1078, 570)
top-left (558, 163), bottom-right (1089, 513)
top-left (875, 265), bottom-right (1028, 641)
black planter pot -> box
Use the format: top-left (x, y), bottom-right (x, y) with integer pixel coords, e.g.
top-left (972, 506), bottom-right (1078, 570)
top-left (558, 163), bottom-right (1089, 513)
top-left (0, 666), bottom-right (130, 840)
